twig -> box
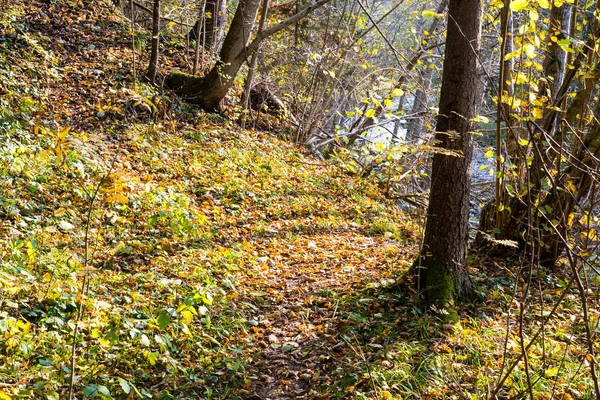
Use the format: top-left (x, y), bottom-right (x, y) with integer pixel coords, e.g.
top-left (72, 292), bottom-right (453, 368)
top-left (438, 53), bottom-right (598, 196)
top-left (68, 160), bottom-right (116, 399)
top-left (342, 335), bottom-right (381, 399)
top-left (130, 0), bottom-right (137, 91)
top-left (131, 0), bottom-right (195, 27)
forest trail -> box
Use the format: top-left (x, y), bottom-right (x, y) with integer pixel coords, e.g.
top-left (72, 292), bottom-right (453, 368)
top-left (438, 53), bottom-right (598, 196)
top-left (236, 231), bottom-right (413, 399)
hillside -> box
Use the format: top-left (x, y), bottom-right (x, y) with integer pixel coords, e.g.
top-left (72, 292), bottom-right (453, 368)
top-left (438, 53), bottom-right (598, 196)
top-left (0, 1), bottom-right (416, 398)
top-left (1, 1), bottom-right (598, 399)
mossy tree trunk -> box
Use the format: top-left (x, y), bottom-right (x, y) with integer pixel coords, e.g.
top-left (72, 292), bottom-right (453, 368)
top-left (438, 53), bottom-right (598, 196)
top-left (412, 0), bottom-right (483, 310)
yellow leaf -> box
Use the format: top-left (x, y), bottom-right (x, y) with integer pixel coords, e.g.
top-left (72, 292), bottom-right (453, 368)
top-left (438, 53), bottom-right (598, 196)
top-left (381, 391), bottom-right (393, 400)
top-left (510, 0), bottom-right (528, 11)
top-left (567, 212), bottom-right (575, 227)
top-left (524, 43), bottom-right (536, 58)
top-left (391, 88), bottom-right (404, 97)
top-left (54, 149), bottom-right (64, 167)
top-left (531, 107), bottom-right (543, 119)
top-left (515, 72), bottom-right (528, 84)
top-left (538, 0), bottom-right (550, 8)
top-left (17, 320), bottom-right (30, 334)
top-left (580, 250), bottom-right (592, 258)
top-left (0, 391), bottom-right (12, 400)
top-left (581, 229), bottom-right (597, 241)
top-left (365, 109), bottom-right (376, 118)
top-left (181, 310), bottom-right (194, 325)
top-left (6, 336), bottom-right (18, 349)
top-left (565, 178), bottom-right (576, 194)
top-left (106, 193), bottom-right (129, 204)
top-left (421, 10), bottom-right (443, 18)
top-left (58, 126), bottom-right (71, 140)
top-left (529, 9), bottom-right (539, 21)
top-left (383, 99), bottom-right (393, 108)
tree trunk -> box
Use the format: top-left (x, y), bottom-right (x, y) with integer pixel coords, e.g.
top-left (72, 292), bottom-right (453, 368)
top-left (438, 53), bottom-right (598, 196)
top-left (411, 0), bottom-right (483, 312)
top-left (241, 0), bottom-right (270, 110)
top-left (146, 0), bottom-right (160, 84)
top-left (541, 4), bottom-right (572, 103)
top-left (168, 0), bottom-right (261, 110)
top-left (166, 0), bottom-right (331, 111)
top-left (188, 0), bottom-right (227, 55)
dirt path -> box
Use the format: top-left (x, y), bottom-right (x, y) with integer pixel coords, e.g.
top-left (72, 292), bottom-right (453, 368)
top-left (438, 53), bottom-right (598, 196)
top-left (234, 230), bottom-right (414, 399)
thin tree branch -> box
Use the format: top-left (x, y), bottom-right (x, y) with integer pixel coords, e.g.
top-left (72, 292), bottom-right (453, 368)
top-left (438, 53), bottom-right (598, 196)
top-left (240, 0), bottom-right (333, 60)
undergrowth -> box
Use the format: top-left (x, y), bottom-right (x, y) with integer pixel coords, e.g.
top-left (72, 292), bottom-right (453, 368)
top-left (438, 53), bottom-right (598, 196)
top-left (1, 1), bottom-right (599, 399)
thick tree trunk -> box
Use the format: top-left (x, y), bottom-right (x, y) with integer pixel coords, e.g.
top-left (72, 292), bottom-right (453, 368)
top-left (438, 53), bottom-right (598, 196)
top-left (166, 0), bottom-right (331, 111)
top-left (168, 0), bottom-right (261, 110)
top-left (188, 0), bottom-right (227, 55)
top-left (412, 0), bottom-right (483, 312)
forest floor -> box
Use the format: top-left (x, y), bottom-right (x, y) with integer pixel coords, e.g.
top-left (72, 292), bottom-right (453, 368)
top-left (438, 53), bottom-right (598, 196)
top-left (1, 1), bottom-right (598, 399)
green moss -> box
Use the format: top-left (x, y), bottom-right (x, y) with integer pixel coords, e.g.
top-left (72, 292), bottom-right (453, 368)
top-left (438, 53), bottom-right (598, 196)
top-left (408, 257), bottom-right (460, 323)
top-left (424, 259), bottom-right (455, 305)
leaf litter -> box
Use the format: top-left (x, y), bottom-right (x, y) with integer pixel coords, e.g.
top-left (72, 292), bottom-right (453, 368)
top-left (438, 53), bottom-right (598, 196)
top-left (1, 0), bottom-right (599, 399)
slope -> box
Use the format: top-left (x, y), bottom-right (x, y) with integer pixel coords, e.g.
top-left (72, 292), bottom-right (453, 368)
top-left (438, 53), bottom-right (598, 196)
top-left (3, 1), bottom-right (599, 399)
top-left (0, 1), bottom-right (418, 398)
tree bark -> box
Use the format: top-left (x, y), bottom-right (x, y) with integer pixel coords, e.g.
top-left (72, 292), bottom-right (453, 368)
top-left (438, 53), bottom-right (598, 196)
top-left (188, 0), bottom-right (227, 55)
top-left (541, 4), bottom-right (572, 103)
top-left (411, 0), bottom-right (483, 312)
top-left (166, 0), bottom-right (332, 111)
top-left (146, 0), bottom-right (160, 84)
top-left (168, 0), bottom-right (261, 110)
